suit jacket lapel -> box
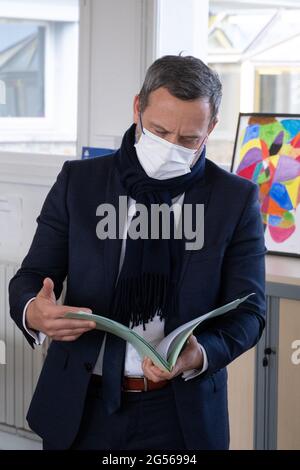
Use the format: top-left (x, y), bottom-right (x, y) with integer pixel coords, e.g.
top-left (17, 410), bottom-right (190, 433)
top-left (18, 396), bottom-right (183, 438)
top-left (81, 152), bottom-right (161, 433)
top-left (164, 164), bottom-right (214, 335)
top-left (103, 163), bottom-right (127, 311)
top-left (178, 176), bottom-right (213, 288)
top-left (164, 166), bottom-right (212, 335)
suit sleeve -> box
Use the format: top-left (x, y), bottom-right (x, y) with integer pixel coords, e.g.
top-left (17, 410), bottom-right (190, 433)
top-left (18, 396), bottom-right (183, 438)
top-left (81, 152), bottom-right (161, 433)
top-left (195, 184), bottom-right (266, 375)
top-left (9, 161), bottom-right (70, 348)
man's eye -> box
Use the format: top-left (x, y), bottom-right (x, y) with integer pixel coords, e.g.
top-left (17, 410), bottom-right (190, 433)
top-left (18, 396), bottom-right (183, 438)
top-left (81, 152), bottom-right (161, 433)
top-left (156, 131), bottom-right (167, 136)
top-left (182, 138), bottom-right (199, 145)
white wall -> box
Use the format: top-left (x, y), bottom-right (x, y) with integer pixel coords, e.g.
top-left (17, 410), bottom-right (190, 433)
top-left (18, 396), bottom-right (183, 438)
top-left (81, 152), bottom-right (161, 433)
top-left (211, 0), bottom-right (300, 9)
top-left (0, 0), bottom-right (79, 21)
top-left (157, 0), bottom-right (208, 60)
top-left (77, 0), bottom-right (158, 150)
top-left (77, 0), bottom-right (209, 151)
top-left (0, 153), bottom-right (67, 262)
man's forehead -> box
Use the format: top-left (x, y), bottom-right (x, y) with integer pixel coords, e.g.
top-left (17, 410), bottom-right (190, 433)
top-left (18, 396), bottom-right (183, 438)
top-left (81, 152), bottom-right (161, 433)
top-left (144, 88), bottom-right (211, 119)
top-left (144, 95), bottom-right (211, 128)
top-left (147, 87), bottom-right (210, 106)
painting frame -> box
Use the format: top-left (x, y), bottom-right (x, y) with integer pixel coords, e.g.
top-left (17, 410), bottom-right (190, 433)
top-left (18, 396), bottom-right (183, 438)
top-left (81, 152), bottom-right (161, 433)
top-left (231, 112), bottom-right (300, 258)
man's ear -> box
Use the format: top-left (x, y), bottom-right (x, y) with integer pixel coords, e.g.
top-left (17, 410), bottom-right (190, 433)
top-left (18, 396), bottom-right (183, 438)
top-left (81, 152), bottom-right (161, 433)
top-left (133, 95), bottom-right (140, 124)
top-left (208, 116), bottom-right (219, 135)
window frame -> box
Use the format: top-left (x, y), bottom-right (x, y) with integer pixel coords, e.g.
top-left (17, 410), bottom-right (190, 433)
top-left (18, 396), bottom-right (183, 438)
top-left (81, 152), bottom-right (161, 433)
top-left (0, 7), bottom-right (79, 164)
top-left (0, 20), bottom-right (54, 129)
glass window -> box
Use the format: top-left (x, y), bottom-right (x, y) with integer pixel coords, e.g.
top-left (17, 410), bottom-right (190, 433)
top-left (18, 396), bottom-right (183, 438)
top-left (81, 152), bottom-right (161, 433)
top-left (206, 63), bottom-right (241, 166)
top-left (255, 67), bottom-right (300, 114)
top-left (0, 21), bottom-right (45, 117)
top-left (208, 1), bottom-right (300, 166)
top-left (209, 10), bottom-right (275, 54)
top-left (0, 0), bottom-right (79, 156)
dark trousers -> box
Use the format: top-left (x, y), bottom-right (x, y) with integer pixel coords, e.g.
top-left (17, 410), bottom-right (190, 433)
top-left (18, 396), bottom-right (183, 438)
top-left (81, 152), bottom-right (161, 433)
top-left (43, 378), bottom-right (186, 450)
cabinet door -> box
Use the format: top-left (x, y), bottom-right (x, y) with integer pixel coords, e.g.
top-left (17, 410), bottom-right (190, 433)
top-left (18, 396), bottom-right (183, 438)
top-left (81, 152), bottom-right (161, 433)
top-left (277, 299), bottom-right (300, 450)
top-left (227, 347), bottom-right (256, 449)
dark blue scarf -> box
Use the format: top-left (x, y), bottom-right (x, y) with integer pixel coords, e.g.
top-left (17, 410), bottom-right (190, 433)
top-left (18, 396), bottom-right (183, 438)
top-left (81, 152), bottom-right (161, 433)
top-left (110, 123), bottom-right (206, 328)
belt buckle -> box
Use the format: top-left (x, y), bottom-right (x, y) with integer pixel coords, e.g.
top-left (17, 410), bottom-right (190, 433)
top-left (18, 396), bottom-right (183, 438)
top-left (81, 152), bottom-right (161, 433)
top-left (143, 376), bottom-right (148, 392)
top-left (123, 375), bottom-right (147, 393)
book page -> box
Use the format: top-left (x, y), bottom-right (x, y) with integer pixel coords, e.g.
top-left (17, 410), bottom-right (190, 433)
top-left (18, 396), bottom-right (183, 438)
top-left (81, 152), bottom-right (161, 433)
top-left (155, 293), bottom-right (255, 368)
top-left (65, 293), bottom-right (254, 373)
top-left (64, 312), bottom-right (171, 372)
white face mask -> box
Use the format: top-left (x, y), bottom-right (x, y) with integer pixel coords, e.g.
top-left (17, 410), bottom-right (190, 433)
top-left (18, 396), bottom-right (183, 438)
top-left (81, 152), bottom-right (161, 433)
top-left (135, 127), bottom-right (206, 180)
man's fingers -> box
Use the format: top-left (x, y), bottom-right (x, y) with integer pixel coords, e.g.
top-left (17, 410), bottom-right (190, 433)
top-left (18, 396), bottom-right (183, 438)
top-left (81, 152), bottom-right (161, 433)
top-left (39, 277), bottom-right (55, 300)
top-left (50, 327), bottom-right (93, 338)
top-left (49, 318), bottom-right (96, 330)
top-left (49, 320), bottom-right (96, 339)
top-left (55, 305), bottom-right (92, 315)
top-left (142, 364), bottom-right (158, 382)
top-left (77, 307), bottom-right (93, 314)
top-left (53, 335), bottom-right (81, 342)
top-left (187, 335), bottom-right (197, 346)
top-left (45, 305), bottom-right (93, 319)
top-left (142, 357), bottom-right (170, 382)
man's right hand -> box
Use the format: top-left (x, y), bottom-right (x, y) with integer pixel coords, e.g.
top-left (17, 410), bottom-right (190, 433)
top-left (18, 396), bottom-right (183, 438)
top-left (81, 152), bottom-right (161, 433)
top-left (26, 277), bottom-right (96, 341)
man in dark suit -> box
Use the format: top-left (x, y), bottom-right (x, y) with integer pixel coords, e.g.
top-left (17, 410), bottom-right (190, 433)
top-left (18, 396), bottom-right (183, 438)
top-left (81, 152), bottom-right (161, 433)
top-left (9, 55), bottom-right (266, 450)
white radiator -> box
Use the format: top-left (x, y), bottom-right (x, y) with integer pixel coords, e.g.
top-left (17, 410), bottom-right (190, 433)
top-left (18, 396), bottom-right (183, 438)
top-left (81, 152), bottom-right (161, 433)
top-left (0, 262), bottom-right (45, 433)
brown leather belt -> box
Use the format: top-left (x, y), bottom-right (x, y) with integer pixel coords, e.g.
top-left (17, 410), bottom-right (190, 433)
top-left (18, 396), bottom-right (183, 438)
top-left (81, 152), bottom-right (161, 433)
top-left (91, 374), bottom-right (169, 393)
top-left (123, 376), bottom-right (169, 392)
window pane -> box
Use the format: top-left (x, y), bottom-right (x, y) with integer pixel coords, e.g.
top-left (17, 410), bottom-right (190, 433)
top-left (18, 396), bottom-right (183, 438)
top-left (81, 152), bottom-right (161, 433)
top-left (0, 0), bottom-right (79, 156)
top-left (0, 21), bottom-right (45, 117)
top-left (257, 69), bottom-right (300, 114)
top-left (209, 10), bottom-right (275, 53)
top-left (206, 63), bottom-right (241, 166)
top-left (208, 2), bottom-right (300, 166)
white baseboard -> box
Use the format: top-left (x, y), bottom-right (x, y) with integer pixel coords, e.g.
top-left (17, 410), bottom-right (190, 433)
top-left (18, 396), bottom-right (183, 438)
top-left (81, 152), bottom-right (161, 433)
top-left (0, 430), bottom-right (42, 450)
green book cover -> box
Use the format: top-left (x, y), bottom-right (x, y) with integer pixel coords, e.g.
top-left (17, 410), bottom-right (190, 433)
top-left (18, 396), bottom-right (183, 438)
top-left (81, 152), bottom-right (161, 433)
top-left (64, 293), bottom-right (254, 372)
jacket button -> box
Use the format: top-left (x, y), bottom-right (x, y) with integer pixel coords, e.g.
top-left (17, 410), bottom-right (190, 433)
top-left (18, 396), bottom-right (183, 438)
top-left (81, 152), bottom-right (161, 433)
top-left (84, 362), bottom-right (93, 372)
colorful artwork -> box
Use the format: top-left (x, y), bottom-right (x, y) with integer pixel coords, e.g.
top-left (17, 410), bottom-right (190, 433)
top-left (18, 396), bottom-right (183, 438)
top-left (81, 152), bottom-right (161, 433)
top-left (231, 114), bottom-right (300, 257)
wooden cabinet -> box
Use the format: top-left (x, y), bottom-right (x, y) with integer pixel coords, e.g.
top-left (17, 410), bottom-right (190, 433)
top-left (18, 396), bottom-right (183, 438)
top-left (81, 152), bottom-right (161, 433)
top-left (276, 298), bottom-right (300, 449)
top-left (228, 348), bottom-right (255, 449)
top-left (228, 255), bottom-right (300, 449)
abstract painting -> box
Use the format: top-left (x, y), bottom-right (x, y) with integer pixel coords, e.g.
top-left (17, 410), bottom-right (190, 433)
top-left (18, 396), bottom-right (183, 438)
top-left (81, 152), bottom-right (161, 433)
top-left (231, 113), bottom-right (300, 257)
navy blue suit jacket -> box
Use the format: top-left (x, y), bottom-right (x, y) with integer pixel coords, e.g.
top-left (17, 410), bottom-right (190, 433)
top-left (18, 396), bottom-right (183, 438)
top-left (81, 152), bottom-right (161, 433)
top-left (9, 153), bottom-right (266, 449)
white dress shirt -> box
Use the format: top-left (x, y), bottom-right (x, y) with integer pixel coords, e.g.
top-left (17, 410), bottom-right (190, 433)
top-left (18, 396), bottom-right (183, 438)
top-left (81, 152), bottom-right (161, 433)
top-left (23, 193), bottom-right (208, 380)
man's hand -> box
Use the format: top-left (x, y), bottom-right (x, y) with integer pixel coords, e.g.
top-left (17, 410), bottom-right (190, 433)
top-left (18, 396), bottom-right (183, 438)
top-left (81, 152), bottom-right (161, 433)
top-left (142, 335), bottom-right (203, 382)
top-left (26, 277), bottom-right (96, 341)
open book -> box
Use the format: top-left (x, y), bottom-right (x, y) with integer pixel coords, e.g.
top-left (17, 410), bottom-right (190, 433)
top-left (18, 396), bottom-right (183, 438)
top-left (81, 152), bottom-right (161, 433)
top-left (65, 293), bottom-right (254, 372)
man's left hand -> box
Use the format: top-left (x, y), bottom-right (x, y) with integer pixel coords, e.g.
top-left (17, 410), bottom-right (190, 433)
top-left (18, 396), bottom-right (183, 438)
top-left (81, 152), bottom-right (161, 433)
top-left (141, 335), bottom-right (203, 382)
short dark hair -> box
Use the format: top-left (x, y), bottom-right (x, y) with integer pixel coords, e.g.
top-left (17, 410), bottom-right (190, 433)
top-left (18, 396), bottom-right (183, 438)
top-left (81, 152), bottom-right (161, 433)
top-left (139, 55), bottom-right (222, 122)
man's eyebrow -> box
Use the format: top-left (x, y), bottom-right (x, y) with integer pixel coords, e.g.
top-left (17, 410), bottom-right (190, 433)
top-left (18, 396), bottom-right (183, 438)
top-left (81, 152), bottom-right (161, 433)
top-left (181, 135), bottom-right (201, 139)
top-left (149, 122), bottom-right (200, 138)
top-left (149, 122), bottom-right (169, 132)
